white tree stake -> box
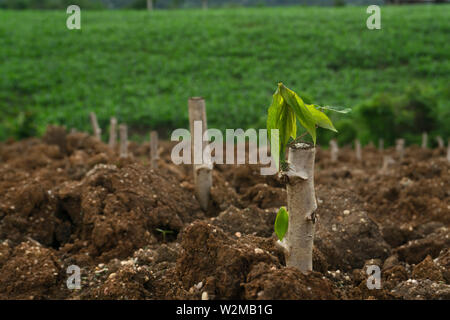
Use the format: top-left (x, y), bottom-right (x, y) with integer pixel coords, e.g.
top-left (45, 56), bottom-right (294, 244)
top-left (380, 155), bottom-right (395, 173)
top-left (396, 139), bottom-right (405, 160)
top-left (119, 124), bottom-right (128, 158)
top-left (89, 112), bottom-right (102, 141)
top-left (436, 136), bottom-right (444, 149)
top-left (108, 117), bottom-right (117, 149)
top-left (188, 97), bottom-right (212, 211)
top-left (150, 131), bottom-right (159, 169)
top-left (378, 138), bottom-right (384, 152)
top-left (355, 139), bottom-right (362, 162)
top-left (330, 139), bottom-right (339, 163)
top-left (282, 143), bottom-right (317, 273)
top-left (422, 132), bottom-right (428, 149)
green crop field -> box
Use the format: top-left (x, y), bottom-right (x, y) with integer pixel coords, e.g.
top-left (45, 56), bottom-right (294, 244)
top-left (0, 5), bottom-right (449, 144)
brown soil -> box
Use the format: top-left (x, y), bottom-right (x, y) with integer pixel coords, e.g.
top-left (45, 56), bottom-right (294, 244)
top-left (0, 127), bottom-right (448, 300)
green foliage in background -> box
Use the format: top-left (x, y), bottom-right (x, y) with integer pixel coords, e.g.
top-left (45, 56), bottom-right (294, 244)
top-left (3, 111), bottom-right (39, 140)
top-left (333, 0), bottom-right (346, 7)
top-left (352, 85), bottom-right (450, 147)
top-left (0, 0), bottom-right (105, 9)
top-left (0, 6), bottom-right (448, 144)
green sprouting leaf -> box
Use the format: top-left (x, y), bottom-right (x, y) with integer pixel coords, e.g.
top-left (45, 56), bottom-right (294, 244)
top-left (266, 89), bottom-right (281, 143)
top-left (156, 228), bottom-right (174, 234)
top-left (267, 88), bottom-right (297, 169)
top-left (267, 83), bottom-right (345, 171)
top-left (318, 105), bottom-right (352, 114)
top-left (278, 83), bottom-right (317, 145)
top-left (279, 102), bottom-right (297, 153)
top-left (275, 206), bottom-right (289, 241)
top-left (267, 89), bottom-right (283, 169)
top-left (306, 104), bottom-right (338, 132)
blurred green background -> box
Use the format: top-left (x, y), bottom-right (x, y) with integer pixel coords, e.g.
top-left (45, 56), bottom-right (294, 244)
top-left (0, 3), bottom-right (449, 146)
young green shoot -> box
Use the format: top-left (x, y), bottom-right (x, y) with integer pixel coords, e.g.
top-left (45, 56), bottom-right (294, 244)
top-left (267, 82), bottom-right (348, 172)
top-left (156, 228), bottom-right (174, 242)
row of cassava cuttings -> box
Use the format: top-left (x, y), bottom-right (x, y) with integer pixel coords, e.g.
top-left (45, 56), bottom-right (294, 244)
top-left (329, 130), bottom-right (449, 170)
top-left (88, 112), bottom-right (160, 169)
top-left (87, 83), bottom-right (448, 275)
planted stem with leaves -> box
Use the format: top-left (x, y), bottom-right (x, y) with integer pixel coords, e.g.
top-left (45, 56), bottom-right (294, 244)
top-left (268, 83), bottom-right (348, 273)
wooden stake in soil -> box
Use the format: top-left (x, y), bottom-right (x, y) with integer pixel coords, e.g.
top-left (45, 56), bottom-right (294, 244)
top-left (422, 132), bottom-right (428, 149)
top-left (119, 124), bottom-right (128, 159)
top-left (89, 112), bottom-right (102, 141)
top-left (395, 139), bottom-right (405, 160)
top-left (436, 136), bottom-right (444, 149)
top-left (202, 0), bottom-right (208, 9)
top-left (188, 97), bottom-right (212, 211)
top-left (150, 131), bottom-right (159, 169)
top-left (355, 139), bottom-right (362, 162)
top-left (380, 155), bottom-right (395, 173)
top-left (330, 139), bottom-right (339, 163)
top-left (378, 138), bottom-right (384, 152)
top-left (108, 117), bottom-right (117, 149)
top-left (283, 143), bottom-right (317, 273)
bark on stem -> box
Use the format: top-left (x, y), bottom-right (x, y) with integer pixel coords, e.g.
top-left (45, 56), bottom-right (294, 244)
top-left (109, 117), bottom-right (117, 149)
top-left (89, 112), bottom-right (101, 141)
top-left (188, 97), bottom-right (212, 211)
top-left (119, 124), bottom-right (128, 159)
top-left (150, 131), bottom-right (159, 169)
top-left (283, 143), bottom-right (317, 273)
